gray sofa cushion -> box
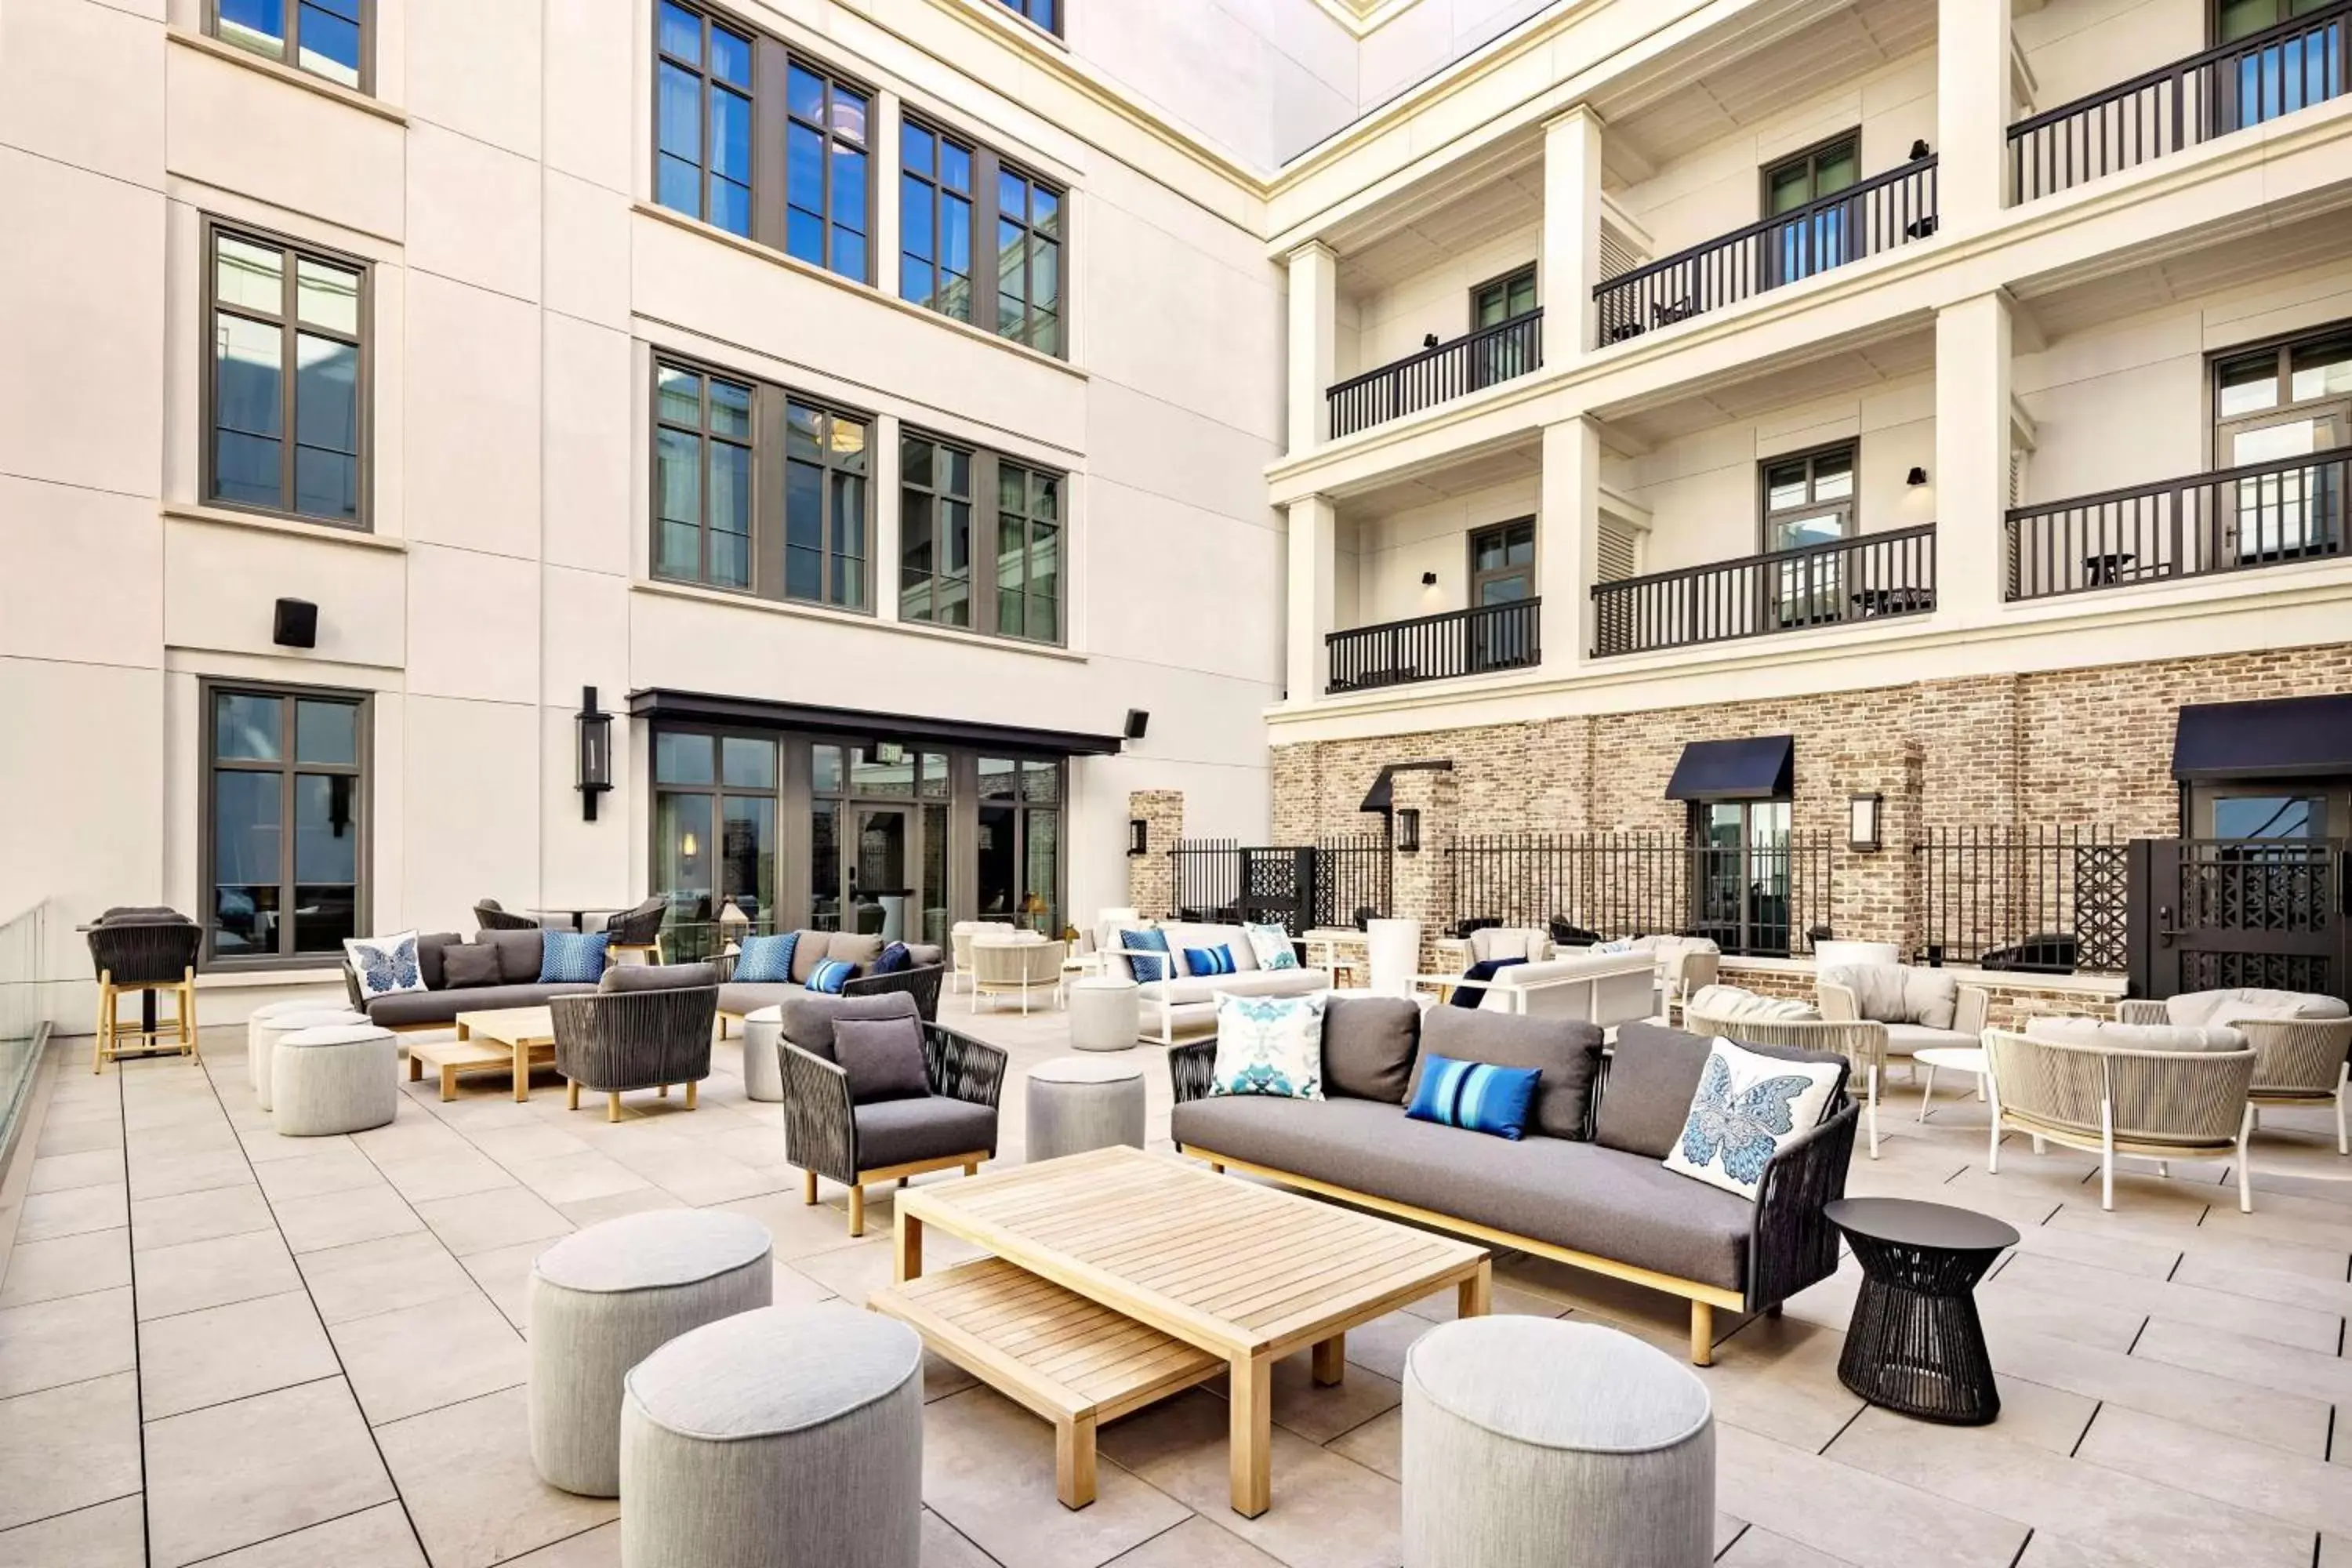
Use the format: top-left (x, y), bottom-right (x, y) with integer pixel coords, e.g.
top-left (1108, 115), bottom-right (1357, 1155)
top-left (441, 943), bottom-right (502, 989)
top-left (365, 982), bottom-right (596, 1028)
top-left (1412, 1008), bottom-right (1601, 1142)
top-left (1171, 1095), bottom-right (1751, 1291)
top-left (853, 1096), bottom-right (996, 1170)
top-left (600, 962), bottom-right (720, 994)
top-left (479, 927), bottom-right (546, 985)
top-left (833, 1017), bottom-right (931, 1105)
top-left (1882, 1022), bottom-right (1977, 1057)
top-left (779, 990), bottom-right (920, 1063)
top-left (1323, 996), bottom-right (1420, 1104)
top-left (412, 932), bottom-right (464, 991)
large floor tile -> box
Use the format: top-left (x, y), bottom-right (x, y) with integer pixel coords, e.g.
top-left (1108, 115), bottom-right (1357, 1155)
top-left (332, 1292), bottom-right (527, 1426)
top-left (299, 1229), bottom-right (479, 1326)
top-left (413, 1187), bottom-right (573, 1258)
top-left (467, 1123), bottom-right (597, 1167)
top-left (1098, 1515), bottom-right (1285, 1566)
top-left (707, 1189), bottom-right (896, 1261)
top-left (2132, 1316), bottom-right (2352, 1405)
top-left (924, 1385), bottom-right (1190, 1568)
top-left (133, 1227), bottom-right (303, 1321)
top-left (503, 1152), bottom-right (652, 1207)
top-left (196, 1501), bottom-right (426, 1566)
top-left (253, 1142), bottom-right (391, 1203)
top-left (131, 1182), bottom-right (277, 1251)
top-left (0, 1374), bottom-right (141, 1533)
top-left (1715, 1421), bottom-right (2027, 1568)
top-left (458, 1238), bottom-right (553, 1332)
top-left (1717, 1525), bottom-right (1856, 1566)
top-left (0, 1286), bottom-right (135, 1397)
top-left (1693, 1315), bottom-right (1870, 1452)
top-left (126, 1145), bottom-right (255, 1203)
top-left (11, 1182), bottom-right (126, 1243)
top-left (25, 1148), bottom-right (125, 1194)
top-left (1201, 1346), bottom-right (1402, 1446)
top-left (1987, 1321), bottom-right (2332, 1456)
top-left (272, 1184), bottom-right (426, 1254)
top-left (0, 1226), bottom-right (130, 1307)
top-left (0, 1495), bottom-right (143, 1567)
top-left (33, 1116), bottom-right (124, 1158)
top-left (375, 1149), bottom-right (519, 1204)
top-left (2078, 1403), bottom-right (2352, 1537)
top-left (499, 1521), bottom-right (621, 1565)
top-left (138, 1290), bottom-right (339, 1418)
top-left (1323, 1406), bottom-right (1400, 1482)
top-left (143, 1377), bottom-right (394, 1567)
top-left (1997, 1250), bottom-right (2341, 1352)
top-left (375, 1386), bottom-right (616, 1568)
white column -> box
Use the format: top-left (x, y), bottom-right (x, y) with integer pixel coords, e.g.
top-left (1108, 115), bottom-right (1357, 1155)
top-left (871, 92), bottom-right (902, 294)
top-left (1936, 0), bottom-right (2012, 229)
top-left (1286, 495), bottom-right (1337, 702)
top-left (1540, 105), bottom-right (1604, 362)
top-left (1537, 416), bottom-right (1599, 673)
top-left (1285, 241), bottom-right (1338, 456)
top-left (1933, 292), bottom-right (2013, 626)
top-left (872, 412), bottom-right (902, 622)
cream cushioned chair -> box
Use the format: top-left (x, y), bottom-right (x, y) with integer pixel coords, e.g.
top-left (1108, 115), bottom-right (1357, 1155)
top-left (1993, 1022), bottom-right (2257, 1210)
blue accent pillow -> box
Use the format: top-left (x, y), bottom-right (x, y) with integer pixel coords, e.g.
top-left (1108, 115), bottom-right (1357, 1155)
top-left (1405, 1053), bottom-right (1542, 1141)
top-left (1184, 944), bottom-right (1237, 977)
top-left (538, 931), bottom-right (609, 985)
top-left (805, 958), bottom-right (856, 994)
top-left (1122, 928), bottom-right (1171, 984)
top-left (733, 931), bottom-right (799, 985)
top-left (873, 941), bottom-right (913, 975)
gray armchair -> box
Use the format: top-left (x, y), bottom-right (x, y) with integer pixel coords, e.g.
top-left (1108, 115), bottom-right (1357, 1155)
top-left (474, 898), bottom-right (543, 932)
top-left (840, 963), bottom-right (946, 1022)
top-left (550, 983), bottom-right (719, 1121)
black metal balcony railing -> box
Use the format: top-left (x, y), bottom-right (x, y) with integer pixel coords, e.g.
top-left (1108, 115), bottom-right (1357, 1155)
top-left (1325, 598), bottom-right (1541, 693)
top-left (2005, 450), bottom-right (2348, 600)
top-left (2009, 2), bottom-right (2350, 201)
top-left (1325, 310), bottom-right (1544, 439)
top-left (1592, 156), bottom-right (1938, 347)
top-left (1590, 524), bottom-right (1936, 658)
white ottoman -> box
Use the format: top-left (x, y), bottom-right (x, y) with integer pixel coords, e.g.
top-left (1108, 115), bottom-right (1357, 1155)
top-left (1367, 918), bottom-right (1422, 999)
top-left (742, 1005), bottom-right (784, 1102)
top-left (620, 1303), bottom-right (924, 1568)
top-left (247, 998), bottom-right (337, 1090)
top-left (1025, 1055), bottom-right (1146, 1163)
top-left (251, 1008), bottom-right (368, 1112)
top-left (1404, 1318), bottom-right (1714, 1567)
top-left (528, 1210), bottom-right (773, 1497)
top-left (1067, 976), bottom-right (1140, 1051)
top-left (272, 1025), bottom-right (400, 1136)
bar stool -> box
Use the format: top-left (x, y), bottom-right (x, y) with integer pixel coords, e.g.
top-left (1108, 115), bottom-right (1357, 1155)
top-left (86, 912), bottom-right (202, 1073)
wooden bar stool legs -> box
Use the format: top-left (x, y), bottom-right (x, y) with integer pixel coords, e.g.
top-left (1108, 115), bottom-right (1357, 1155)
top-left (93, 966), bottom-right (199, 1073)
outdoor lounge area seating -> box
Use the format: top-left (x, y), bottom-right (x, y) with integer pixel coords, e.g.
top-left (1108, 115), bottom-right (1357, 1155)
top-left (550, 967), bottom-right (720, 1120)
top-left (969, 936), bottom-right (1068, 1014)
top-left (343, 928), bottom-right (602, 1032)
top-left (1817, 961), bottom-right (1991, 1059)
top-left (1414, 947), bottom-right (1657, 1022)
top-left (1105, 920), bottom-right (1333, 1044)
top-left (2118, 988), bottom-right (2352, 1154)
top-left (84, 907), bottom-right (201, 1071)
top-left (1684, 985), bottom-right (1892, 1159)
top-left (714, 934), bottom-right (946, 1030)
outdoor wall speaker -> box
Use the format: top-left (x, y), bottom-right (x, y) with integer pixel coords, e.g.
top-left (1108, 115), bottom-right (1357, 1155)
top-left (272, 598), bottom-right (318, 648)
top-left (1123, 709), bottom-right (1150, 740)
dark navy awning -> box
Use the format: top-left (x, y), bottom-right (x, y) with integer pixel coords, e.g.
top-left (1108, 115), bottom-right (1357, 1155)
top-left (2172, 695), bottom-right (2352, 782)
top-left (1359, 760), bottom-right (1454, 814)
top-left (1664, 735), bottom-right (1794, 801)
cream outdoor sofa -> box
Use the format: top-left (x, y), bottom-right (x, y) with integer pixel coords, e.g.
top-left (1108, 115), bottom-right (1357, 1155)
top-left (1987, 1021), bottom-right (2257, 1210)
top-left (2117, 989), bottom-right (2352, 1155)
top-left (1414, 949), bottom-right (1657, 1025)
top-left (1103, 920), bottom-right (1332, 1045)
top-left (1817, 963), bottom-right (1991, 1060)
top-left (1683, 985), bottom-right (1893, 1159)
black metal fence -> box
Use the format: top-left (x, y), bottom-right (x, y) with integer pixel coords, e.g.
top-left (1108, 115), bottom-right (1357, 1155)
top-left (1912, 826), bottom-right (2129, 974)
top-left (1327, 600), bottom-right (1541, 692)
top-left (1592, 526), bottom-right (1935, 657)
top-left (1166, 836), bottom-right (1392, 933)
top-left (1327, 310), bottom-right (1544, 438)
top-left (1446, 831), bottom-right (1836, 957)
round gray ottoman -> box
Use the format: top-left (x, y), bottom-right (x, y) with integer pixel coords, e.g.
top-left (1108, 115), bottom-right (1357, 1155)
top-left (620, 1303), bottom-right (923, 1567)
top-left (1067, 976), bottom-right (1139, 1051)
top-left (1403, 1317), bottom-right (1714, 1567)
top-left (272, 1025), bottom-right (400, 1136)
top-left (1025, 1055), bottom-right (1146, 1163)
top-left (528, 1209), bottom-right (773, 1497)
top-left (742, 1005), bottom-right (783, 1102)
top-left (250, 1005), bottom-right (366, 1106)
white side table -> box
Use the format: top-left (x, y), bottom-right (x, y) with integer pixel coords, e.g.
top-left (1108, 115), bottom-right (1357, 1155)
top-left (1068, 976), bottom-right (1141, 1051)
top-left (1913, 1044), bottom-right (1989, 1120)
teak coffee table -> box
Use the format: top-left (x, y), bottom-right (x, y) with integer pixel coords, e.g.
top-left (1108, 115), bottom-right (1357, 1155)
top-left (408, 1006), bottom-right (557, 1102)
top-left (872, 1145), bottom-right (1490, 1516)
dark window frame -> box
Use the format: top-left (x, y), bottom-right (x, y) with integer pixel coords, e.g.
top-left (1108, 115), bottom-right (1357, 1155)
top-left (782, 395), bottom-right (877, 612)
top-left (1757, 439), bottom-right (1859, 554)
top-left (201, 218), bottom-right (372, 532)
top-left (651, 356), bottom-right (758, 592)
top-left (783, 56), bottom-right (874, 283)
top-left (1759, 131), bottom-right (1862, 219)
top-left (653, 1), bottom-right (756, 238)
top-left (898, 114), bottom-right (979, 328)
top-left (896, 431), bottom-right (1065, 646)
top-left (199, 680), bottom-right (371, 971)
top-left (1686, 796), bottom-right (1796, 958)
top-left (2209, 320), bottom-right (2352, 466)
top-left (898, 114), bottom-right (1066, 358)
top-left (1466, 517), bottom-right (1537, 605)
top-left (209, 0), bottom-right (372, 93)
top-left (898, 430), bottom-right (977, 630)
top-left (994, 458), bottom-right (1064, 644)
top-left (1468, 264), bottom-right (1537, 329)
top-left (2211, 0), bottom-right (2339, 42)
top-left (993, 0), bottom-right (1062, 37)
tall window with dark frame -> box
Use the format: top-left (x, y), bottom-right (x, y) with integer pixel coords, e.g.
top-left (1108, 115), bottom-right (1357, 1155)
top-left (786, 61), bottom-right (872, 282)
top-left (995, 168), bottom-right (1064, 356)
top-left (1762, 135), bottom-right (1859, 285)
top-left (994, 0), bottom-right (1060, 33)
top-left (996, 463), bottom-right (1062, 644)
top-left (899, 122), bottom-right (1065, 359)
top-left (786, 401), bottom-right (871, 610)
top-left (209, 227), bottom-right (365, 527)
top-left (212, 0), bottom-right (364, 89)
top-left (900, 120), bottom-right (976, 324)
top-left (207, 688), bottom-right (365, 964)
top-left (2212, 328), bottom-right (2349, 561)
top-left (1761, 443), bottom-right (1857, 629)
top-left (900, 434), bottom-right (975, 627)
top-left (655, 2), bottom-right (753, 238)
top-left (653, 361), bottom-right (755, 591)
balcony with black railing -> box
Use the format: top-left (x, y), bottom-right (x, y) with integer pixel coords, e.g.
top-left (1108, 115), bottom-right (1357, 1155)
top-left (1326, 310), bottom-right (1544, 439)
top-left (2009, 2), bottom-right (2350, 203)
top-left (1591, 524), bottom-right (1936, 658)
top-left (2005, 450), bottom-right (2349, 600)
top-left (1325, 598), bottom-right (1541, 694)
top-left (1592, 154), bottom-right (1939, 348)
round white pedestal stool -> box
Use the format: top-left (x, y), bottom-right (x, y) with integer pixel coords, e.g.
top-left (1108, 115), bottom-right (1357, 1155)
top-left (1025, 1055), bottom-right (1147, 1163)
top-left (1067, 976), bottom-right (1140, 1051)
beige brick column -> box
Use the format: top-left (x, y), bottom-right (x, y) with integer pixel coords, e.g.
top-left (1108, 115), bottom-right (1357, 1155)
top-left (1126, 790), bottom-right (1184, 916)
top-left (1386, 767), bottom-right (1458, 971)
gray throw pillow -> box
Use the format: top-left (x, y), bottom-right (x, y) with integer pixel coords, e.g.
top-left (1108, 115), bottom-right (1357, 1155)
top-left (1410, 1008), bottom-right (1602, 1141)
top-left (479, 927), bottom-right (546, 985)
top-left (1322, 996), bottom-right (1420, 1103)
top-left (1599, 1022), bottom-right (1852, 1159)
top-left (779, 990), bottom-right (920, 1063)
top-left (440, 943), bottom-right (501, 990)
top-left (833, 1016), bottom-right (931, 1105)
top-left (412, 931), bottom-right (463, 991)
top-left (598, 962), bottom-right (720, 994)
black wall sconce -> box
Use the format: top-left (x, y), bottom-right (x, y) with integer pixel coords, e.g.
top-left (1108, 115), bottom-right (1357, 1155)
top-left (1847, 791), bottom-right (1884, 852)
top-left (1396, 808), bottom-right (1422, 854)
top-left (1421, 571), bottom-right (1439, 586)
top-left (1905, 466), bottom-right (1929, 487)
top-left (1908, 139), bottom-right (1932, 160)
top-left (575, 686), bottom-right (613, 822)
top-left (1127, 818), bottom-right (1149, 857)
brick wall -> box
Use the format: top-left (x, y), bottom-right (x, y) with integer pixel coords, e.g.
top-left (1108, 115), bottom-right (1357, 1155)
top-left (1126, 790), bottom-right (1184, 915)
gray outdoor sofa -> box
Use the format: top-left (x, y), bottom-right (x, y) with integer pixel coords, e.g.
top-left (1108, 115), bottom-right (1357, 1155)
top-left (1170, 1000), bottom-right (1859, 1364)
top-left (716, 932), bottom-right (946, 1029)
top-left (343, 929), bottom-right (601, 1031)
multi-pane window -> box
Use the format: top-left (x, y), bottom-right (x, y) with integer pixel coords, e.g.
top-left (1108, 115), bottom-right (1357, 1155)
top-left (212, 0), bottom-right (363, 89)
top-left (996, 463), bottom-right (1061, 644)
top-left (786, 62), bottom-right (872, 281)
top-left (2211, 329), bottom-right (2349, 559)
top-left (655, 2), bottom-right (753, 237)
top-left (900, 121), bottom-right (976, 323)
top-left (900, 434), bottom-right (975, 627)
top-left (978, 757), bottom-right (1062, 936)
top-left (208, 227), bottom-right (365, 527)
top-left (786, 401), bottom-right (871, 608)
top-left (654, 361), bottom-right (755, 590)
top-left (206, 687), bottom-right (365, 965)
top-left (1761, 444), bottom-right (1857, 552)
top-left (995, 0), bottom-right (1060, 33)
top-left (1472, 267), bottom-right (1537, 327)
top-left (994, 169), bottom-right (1063, 356)
top-left (1762, 135), bottom-right (1859, 284)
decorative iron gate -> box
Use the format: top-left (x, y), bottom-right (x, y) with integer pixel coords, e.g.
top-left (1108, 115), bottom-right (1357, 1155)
top-left (2128, 837), bottom-right (2350, 1000)
top-left (1165, 837), bottom-right (1391, 935)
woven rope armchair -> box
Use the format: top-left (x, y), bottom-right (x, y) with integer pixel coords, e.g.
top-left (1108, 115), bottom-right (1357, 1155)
top-left (971, 938), bottom-right (1066, 1014)
top-left (549, 985), bottom-right (719, 1122)
top-left (1984, 1027), bottom-right (2256, 1211)
top-left (779, 1022), bottom-right (1007, 1236)
top-left (474, 898), bottom-right (543, 932)
top-left (2118, 1001), bottom-right (2351, 1156)
top-left (601, 896), bottom-right (668, 963)
top-left (840, 963), bottom-right (946, 1022)
top-left (85, 914), bottom-right (202, 1073)
top-left (1681, 1004), bottom-right (1891, 1160)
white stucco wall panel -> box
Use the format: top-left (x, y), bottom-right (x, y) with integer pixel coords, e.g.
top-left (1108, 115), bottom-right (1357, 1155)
top-left (164, 39), bottom-right (406, 241)
top-left (542, 314), bottom-right (635, 579)
top-left (0, 479), bottom-right (162, 669)
top-left (403, 0), bottom-right (544, 160)
top-left (0, 0), bottom-right (165, 187)
top-left (402, 694), bottom-right (543, 927)
top-left (162, 517), bottom-right (408, 668)
top-left (404, 271), bottom-right (543, 559)
top-left (406, 122), bottom-right (543, 305)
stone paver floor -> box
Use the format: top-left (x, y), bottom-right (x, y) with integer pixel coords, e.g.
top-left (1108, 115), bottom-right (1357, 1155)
top-left (3, 998), bottom-right (2350, 1566)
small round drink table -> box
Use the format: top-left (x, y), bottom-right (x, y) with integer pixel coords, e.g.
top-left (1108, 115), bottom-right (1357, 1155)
top-left (1822, 1196), bottom-right (2018, 1425)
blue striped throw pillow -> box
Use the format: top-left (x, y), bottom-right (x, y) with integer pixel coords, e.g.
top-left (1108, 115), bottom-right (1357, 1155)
top-left (1183, 943), bottom-right (1237, 977)
top-left (536, 931), bottom-right (608, 984)
top-left (1405, 1053), bottom-right (1542, 1142)
top-left (732, 931), bottom-right (798, 984)
top-left (804, 958), bottom-right (856, 994)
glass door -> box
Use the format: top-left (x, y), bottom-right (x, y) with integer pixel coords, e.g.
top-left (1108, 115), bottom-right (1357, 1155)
top-left (2215, 0), bottom-right (2343, 132)
top-left (1761, 445), bottom-right (1856, 630)
top-left (1691, 800), bottom-right (1795, 956)
top-left (2214, 333), bottom-right (2349, 564)
top-left (847, 805), bottom-right (916, 941)
top-left (1762, 136), bottom-right (1857, 288)
top-left (1467, 518), bottom-right (1537, 673)
top-left (1469, 266), bottom-right (1537, 389)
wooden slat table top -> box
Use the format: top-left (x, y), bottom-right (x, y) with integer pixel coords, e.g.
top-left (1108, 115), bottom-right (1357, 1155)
top-left (405, 1035), bottom-right (522, 1070)
top-left (873, 1258), bottom-right (1221, 1423)
top-left (451, 1006), bottom-right (557, 1044)
top-left (896, 1146), bottom-right (1486, 1358)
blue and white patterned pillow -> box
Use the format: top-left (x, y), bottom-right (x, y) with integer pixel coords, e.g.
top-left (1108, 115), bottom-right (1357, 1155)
top-left (805, 958), bottom-right (856, 994)
top-left (343, 931), bottom-right (426, 1000)
top-left (1591, 937), bottom-right (1640, 955)
top-left (537, 931), bottom-right (609, 985)
top-left (1183, 944), bottom-right (1237, 977)
top-left (1405, 1053), bottom-right (1541, 1141)
top-left (732, 932), bottom-right (799, 984)
top-left (1209, 993), bottom-right (1325, 1100)
top-left (1242, 923), bottom-right (1298, 971)
top-left (1662, 1037), bottom-right (1842, 1200)
top-left (1121, 928), bottom-right (1171, 984)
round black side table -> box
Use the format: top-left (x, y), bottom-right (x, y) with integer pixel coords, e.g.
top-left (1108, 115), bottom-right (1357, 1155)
top-left (1822, 1197), bottom-right (2019, 1426)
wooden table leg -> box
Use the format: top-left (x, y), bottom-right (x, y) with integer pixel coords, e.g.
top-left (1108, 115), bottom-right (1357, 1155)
top-left (1057, 1413), bottom-right (1098, 1509)
top-left (512, 1041), bottom-right (530, 1103)
top-left (439, 1065), bottom-right (458, 1102)
top-left (408, 1054), bottom-right (423, 1083)
top-left (1458, 1260), bottom-right (1492, 1319)
top-left (1229, 1350), bottom-right (1272, 1518)
top-left (894, 1210), bottom-right (924, 1284)
top-left (1310, 1334), bottom-right (1345, 1388)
